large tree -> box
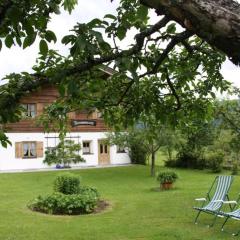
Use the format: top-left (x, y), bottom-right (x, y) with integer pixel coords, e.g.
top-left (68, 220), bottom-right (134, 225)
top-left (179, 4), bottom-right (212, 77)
top-left (141, 0), bottom-right (240, 65)
top-left (0, 0), bottom-right (239, 146)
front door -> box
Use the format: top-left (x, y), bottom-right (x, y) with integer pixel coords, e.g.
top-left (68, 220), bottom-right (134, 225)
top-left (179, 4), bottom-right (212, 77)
top-left (98, 140), bottom-right (110, 165)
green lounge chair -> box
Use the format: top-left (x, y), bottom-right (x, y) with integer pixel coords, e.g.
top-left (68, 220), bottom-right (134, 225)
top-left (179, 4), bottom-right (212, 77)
top-left (193, 175), bottom-right (234, 226)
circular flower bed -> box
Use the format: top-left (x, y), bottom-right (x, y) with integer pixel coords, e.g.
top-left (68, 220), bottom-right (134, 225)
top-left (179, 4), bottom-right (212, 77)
top-left (28, 173), bottom-right (106, 215)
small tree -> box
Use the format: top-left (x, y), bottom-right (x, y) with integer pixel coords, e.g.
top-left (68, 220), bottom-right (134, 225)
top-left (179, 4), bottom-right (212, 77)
top-left (140, 121), bottom-right (169, 176)
top-left (108, 116), bottom-right (173, 176)
top-left (44, 139), bottom-right (85, 168)
top-left (39, 101), bottom-right (85, 167)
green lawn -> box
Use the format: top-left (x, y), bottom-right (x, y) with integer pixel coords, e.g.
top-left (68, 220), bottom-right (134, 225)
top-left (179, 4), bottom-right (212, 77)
top-left (0, 165), bottom-right (239, 240)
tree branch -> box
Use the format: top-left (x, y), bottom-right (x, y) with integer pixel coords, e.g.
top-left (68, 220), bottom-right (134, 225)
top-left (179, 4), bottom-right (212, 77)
top-left (140, 0), bottom-right (240, 65)
top-left (165, 68), bottom-right (181, 111)
top-left (139, 30), bottom-right (193, 78)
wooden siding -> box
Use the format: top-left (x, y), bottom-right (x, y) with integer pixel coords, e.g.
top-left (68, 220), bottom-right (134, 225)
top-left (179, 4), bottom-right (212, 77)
top-left (5, 85), bottom-right (108, 133)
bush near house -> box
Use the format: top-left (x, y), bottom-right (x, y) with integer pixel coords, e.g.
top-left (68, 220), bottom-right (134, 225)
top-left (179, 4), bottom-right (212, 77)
top-left (54, 173), bottom-right (80, 194)
top-left (28, 173), bottom-right (100, 215)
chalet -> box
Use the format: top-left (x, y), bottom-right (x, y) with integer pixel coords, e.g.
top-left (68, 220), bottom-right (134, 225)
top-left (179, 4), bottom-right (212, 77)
top-left (0, 71), bottom-right (130, 171)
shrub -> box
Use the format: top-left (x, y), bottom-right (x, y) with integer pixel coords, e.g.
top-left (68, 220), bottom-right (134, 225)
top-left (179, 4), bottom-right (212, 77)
top-left (54, 173), bottom-right (80, 195)
top-left (129, 141), bottom-right (147, 165)
top-left (156, 171), bottom-right (178, 184)
top-left (29, 174), bottom-right (101, 215)
top-left (232, 162), bottom-right (238, 175)
top-left (173, 149), bottom-right (206, 169)
top-left (79, 186), bottom-right (100, 198)
top-left (206, 151), bottom-right (224, 173)
top-left (164, 159), bottom-right (177, 168)
top-left (28, 191), bottom-right (100, 215)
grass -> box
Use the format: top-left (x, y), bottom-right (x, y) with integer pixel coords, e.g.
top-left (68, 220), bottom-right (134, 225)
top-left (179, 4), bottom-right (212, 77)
top-left (0, 165), bottom-right (239, 240)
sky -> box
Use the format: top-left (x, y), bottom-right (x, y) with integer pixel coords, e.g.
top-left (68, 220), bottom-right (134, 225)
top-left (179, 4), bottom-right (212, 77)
top-left (0, 0), bottom-right (239, 92)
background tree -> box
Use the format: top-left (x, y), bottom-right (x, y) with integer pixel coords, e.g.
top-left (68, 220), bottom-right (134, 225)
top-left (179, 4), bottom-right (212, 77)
top-left (216, 96), bottom-right (240, 166)
top-left (108, 117), bottom-right (172, 176)
top-left (171, 119), bottom-right (220, 169)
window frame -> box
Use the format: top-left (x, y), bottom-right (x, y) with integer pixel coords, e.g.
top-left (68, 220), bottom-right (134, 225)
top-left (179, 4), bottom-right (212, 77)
top-left (22, 103), bottom-right (37, 118)
top-left (116, 145), bottom-right (126, 153)
top-left (22, 141), bottom-right (37, 159)
top-left (82, 141), bottom-right (92, 155)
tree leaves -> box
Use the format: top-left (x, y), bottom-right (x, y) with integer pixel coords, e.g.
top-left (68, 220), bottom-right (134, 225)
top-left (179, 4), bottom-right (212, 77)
top-left (5, 35), bottom-right (14, 48)
top-left (23, 33), bottom-right (37, 49)
top-left (39, 39), bottom-right (48, 55)
top-left (116, 26), bottom-right (127, 40)
top-left (167, 23), bottom-right (176, 34)
top-left (137, 5), bottom-right (148, 22)
top-left (45, 30), bottom-right (57, 43)
top-left (62, 0), bottom-right (78, 13)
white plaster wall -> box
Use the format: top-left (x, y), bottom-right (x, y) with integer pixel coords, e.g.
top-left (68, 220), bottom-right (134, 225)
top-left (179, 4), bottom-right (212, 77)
top-left (0, 132), bottom-right (130, 170)
top-left (110, 145), bottom-right (130, 165)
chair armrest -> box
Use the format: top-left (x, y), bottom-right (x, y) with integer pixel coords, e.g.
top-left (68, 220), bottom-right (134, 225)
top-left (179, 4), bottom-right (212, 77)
top-left (212, 200), bottom-right (223, 203)
top-left (195, 198), bottom-right (206, 201)
top-left (222, 201), bottom-right (237, 204)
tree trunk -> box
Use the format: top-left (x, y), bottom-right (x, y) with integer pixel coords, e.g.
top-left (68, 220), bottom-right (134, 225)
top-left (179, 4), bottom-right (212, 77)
top-left (151, 151), bottom-right (156, 177)
top-left (141, 0), bottom-right (240, 65)
top-left (167, 147), bottom-right (172, 161)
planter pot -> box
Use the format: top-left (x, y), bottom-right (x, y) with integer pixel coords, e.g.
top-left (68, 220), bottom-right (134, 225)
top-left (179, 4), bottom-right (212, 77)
top-left (161, 182), bottom-right (173, 190)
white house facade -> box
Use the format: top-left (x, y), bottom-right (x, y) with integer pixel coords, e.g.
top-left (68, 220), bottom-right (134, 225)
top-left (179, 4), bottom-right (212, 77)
top-left (0, 84), bottom-right (130, 171)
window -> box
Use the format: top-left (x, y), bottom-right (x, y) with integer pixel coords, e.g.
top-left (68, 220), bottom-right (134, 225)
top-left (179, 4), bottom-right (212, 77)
top-left (100, 143), bottom-right (108, 154)
top-left (82, 141), bottom-right (92, 154)
top-left (15, 141), bottom-right (43, 159)
top-left (23, 142), bottom-right (36, 158)
top-left (22, 104), bottom-right (36, 118)
top-left (117, 145), bottom-right (126, 153)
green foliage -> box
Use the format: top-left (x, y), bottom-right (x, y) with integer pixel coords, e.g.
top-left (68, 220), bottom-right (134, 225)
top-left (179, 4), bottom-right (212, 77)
top-left (62, 0), bottom-right (78, 13)
top-left (0, 0), bottom-right (77, 53)
top-left (232, 161), bottom-right (239, 175)
top-left (54, 173), bottom-right (80, 195)
top-left (156, 171), bottom-right (178, 184)
top-left (129, 138), bottom-right (148, 165)
top-left (28, 173), bottom-right (100, 215)
top-left (39, 40), bottom-right (48, 56)
top-left (166, 119), bottom-right (219, 170)
top-left (0, 0), bottom-right (231, 149)
top-left (0, 130), bottom-right (11, 148)
top-left (172, 148), bottom-right (206, 170)
top-left (43, 140), bottom-right (85, 167)
top-left (107, 131), bottom-right (147, 165)
top-left (28, 191), bottom-right (99, 215)
top-left (205, 150), bottom-right (224, 173)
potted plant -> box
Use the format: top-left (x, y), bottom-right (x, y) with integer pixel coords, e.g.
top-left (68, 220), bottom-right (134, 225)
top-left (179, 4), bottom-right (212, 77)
top-left (156, 171), bottom-right (178, 190)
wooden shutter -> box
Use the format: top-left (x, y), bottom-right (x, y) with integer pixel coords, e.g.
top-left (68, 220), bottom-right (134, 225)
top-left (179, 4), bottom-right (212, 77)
top-left (15, 142), bottom-right (23, 158)
top-left (36, 142), bottom-right (44, 158)
top-left (36, 103), bottom-right (44, 116)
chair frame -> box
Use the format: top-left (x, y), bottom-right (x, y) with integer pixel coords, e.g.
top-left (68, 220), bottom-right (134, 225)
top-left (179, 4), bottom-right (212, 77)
top-left (194, 175), bottom-right (234, 226)
top-left (220, 195), bottom-right (240, 236)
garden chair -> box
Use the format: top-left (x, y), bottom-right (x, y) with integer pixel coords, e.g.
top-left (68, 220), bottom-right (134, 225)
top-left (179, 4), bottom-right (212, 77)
top-left (218, 195), bottom-right (240, 236)
top-left (193, 175), bottom-right (234, 226)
